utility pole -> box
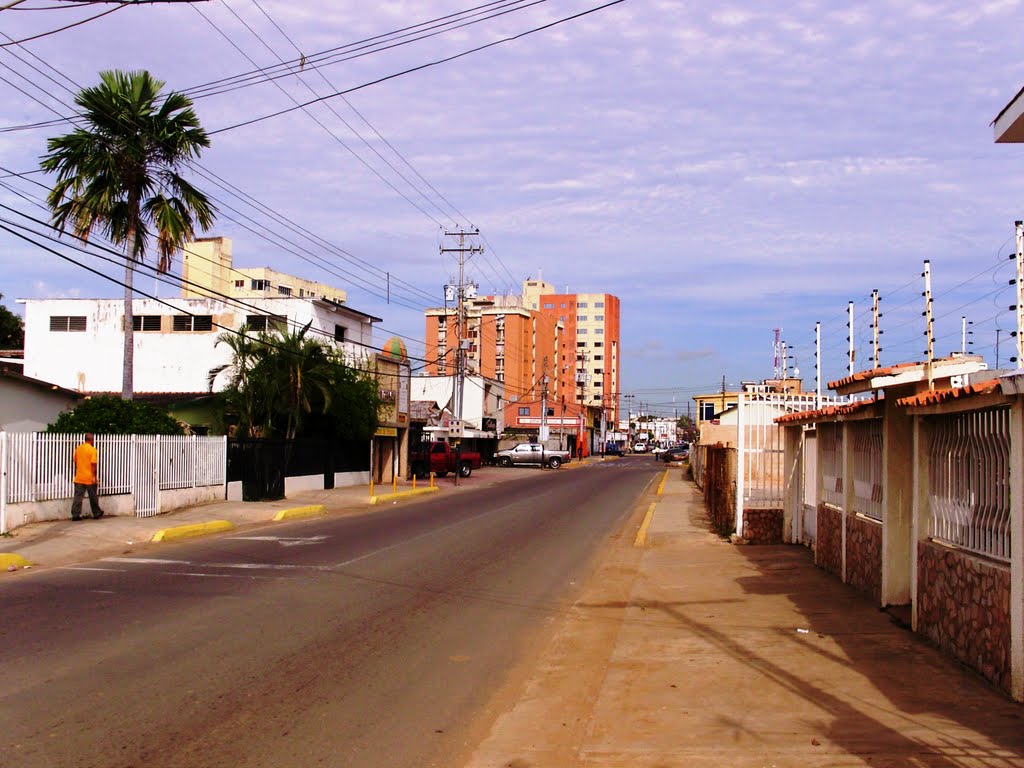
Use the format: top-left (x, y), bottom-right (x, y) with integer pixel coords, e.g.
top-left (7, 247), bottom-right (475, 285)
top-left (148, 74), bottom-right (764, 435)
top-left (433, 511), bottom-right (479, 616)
top-left (441, 229), bottom-right (482, 487)
top-left (440, 229), bottom-right (483, 428)
top-left (540, 356), bottom-right (550, 443)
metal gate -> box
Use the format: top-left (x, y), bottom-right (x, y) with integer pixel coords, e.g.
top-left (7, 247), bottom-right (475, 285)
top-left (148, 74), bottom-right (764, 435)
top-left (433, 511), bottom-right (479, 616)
top-left (736, 392), bottom-right (847, 536)
top-left (132, 435), bottom-right (160, 518)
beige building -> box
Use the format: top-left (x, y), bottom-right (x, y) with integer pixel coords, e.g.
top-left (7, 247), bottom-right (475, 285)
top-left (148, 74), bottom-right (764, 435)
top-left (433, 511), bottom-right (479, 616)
top-left (180, 236), bottom-right (347, 305)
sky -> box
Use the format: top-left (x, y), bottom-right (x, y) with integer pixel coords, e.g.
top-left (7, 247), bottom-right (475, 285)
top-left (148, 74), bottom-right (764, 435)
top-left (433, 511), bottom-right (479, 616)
top-left (3, 0), bottom-right (1024, 417)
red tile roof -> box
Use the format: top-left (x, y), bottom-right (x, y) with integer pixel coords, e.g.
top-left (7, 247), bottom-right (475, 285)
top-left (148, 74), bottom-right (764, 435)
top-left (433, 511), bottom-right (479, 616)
top-left (895, 380), bottom-right (1002, 408)
top-left (775, 397), bottom-right (880, 425)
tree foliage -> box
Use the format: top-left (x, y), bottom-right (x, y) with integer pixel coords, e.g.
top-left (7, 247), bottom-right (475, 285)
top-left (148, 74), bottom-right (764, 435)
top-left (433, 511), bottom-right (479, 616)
top-left (47, 395), bottom-right (185, 435)
top-left (213, 325), bottom-right (380, 441)
top-left (41, 69), bottom-right (216, 400)
top-left (0, 293), bottom-right (24, 349)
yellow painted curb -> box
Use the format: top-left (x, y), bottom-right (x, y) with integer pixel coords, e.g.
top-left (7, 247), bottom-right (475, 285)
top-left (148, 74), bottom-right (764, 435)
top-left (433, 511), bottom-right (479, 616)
top-left (634, 503), bottom-right (657, 547)
top-left (151, 520), bottom-right (234, 543)
top-left (1, 553), bottom-right (31, 570)
top-left (656, 470), bottom-right (668, 496)
top-left (369, 486), bottom-right (440, 505)
top-left (272, 504), bottom-right (327, 522)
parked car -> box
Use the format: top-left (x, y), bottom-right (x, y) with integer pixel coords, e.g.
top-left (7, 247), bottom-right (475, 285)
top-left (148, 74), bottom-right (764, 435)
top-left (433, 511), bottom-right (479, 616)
top-left (495, 442), bottom-right (570, 469)
top-left (651, 445), bottom-right (668, 456)
top-left (660, 445), bottom-right (690, 463)
top-left (410, 441), bottom-right (482, 478)
top-left (603, 442), bottom-right (624, 457)
top-left (632, 442), bottom-right (648, 453)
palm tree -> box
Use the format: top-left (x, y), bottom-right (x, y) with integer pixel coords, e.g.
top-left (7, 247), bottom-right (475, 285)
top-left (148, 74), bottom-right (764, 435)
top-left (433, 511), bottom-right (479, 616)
top-left (265, 322), bottom-right (336, 440)
top-left (41, 69), bottom-right (216, 400)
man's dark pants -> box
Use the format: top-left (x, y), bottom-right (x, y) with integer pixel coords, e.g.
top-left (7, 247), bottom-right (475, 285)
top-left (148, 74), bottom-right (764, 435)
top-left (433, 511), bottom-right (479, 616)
top-left (71, 483), bottom-right (102, 520)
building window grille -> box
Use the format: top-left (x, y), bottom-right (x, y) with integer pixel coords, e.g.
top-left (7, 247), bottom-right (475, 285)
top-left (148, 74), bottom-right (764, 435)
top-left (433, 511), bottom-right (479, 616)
top-left (49, 315), bottom-right (87, 332)
top-left (173, 314), bottom-right (214, 332)
top-left (277, 285), bottom-right (292, 296)
top-left (234, 280), bottom-right (245, 288)
top-left (246, 314), bottom-right (286, 332)
top-left (132, 315), bottom-right (161, 332)
top-left (251, 279), bottom-right (270, 291)
top-left (578, 302), bottom-right (588, 308)
top-left (518, 407), bottom-right (530, 416)
top-left (595, 301), bottom-right (604, 308)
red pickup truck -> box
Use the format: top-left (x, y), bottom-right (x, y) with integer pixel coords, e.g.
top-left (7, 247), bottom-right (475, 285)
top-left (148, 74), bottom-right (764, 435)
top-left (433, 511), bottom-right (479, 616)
top-left (411, 441), bottom-right (482, 479)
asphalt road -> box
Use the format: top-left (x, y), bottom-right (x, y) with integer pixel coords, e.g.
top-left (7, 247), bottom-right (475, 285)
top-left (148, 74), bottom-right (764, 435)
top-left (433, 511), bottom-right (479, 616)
top-left (0, 457), bottom-right (660, 768)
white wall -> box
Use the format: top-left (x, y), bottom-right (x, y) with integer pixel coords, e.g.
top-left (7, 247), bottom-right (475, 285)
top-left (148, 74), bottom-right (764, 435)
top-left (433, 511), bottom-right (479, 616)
top-left (0, 380), bottom-right (79, 431)
top-left (411, 375), bottom-right (501, 430)
top-left (23, 297), bottom-right (374, 393)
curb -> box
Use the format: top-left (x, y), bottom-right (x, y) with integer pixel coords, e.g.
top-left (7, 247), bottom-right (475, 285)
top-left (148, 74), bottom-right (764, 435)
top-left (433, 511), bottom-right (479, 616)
top-left (272, 504), bottom-right (327, 522)
top-left (369, 486), bottom-right (440, 505)
top-left (1, 553), bottom-right (32, 570)
top-left (634, 502), bottom-right (657, 547)
top-left (151, 520), bottom-right (235, 543)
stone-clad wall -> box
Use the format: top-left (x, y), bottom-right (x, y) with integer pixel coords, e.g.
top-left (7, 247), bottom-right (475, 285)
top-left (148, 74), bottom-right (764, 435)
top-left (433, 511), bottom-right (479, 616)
top-left (845, 515), bottom-right (882, 603)
top-left (743, 509), bottom-right (783, 544)
top-left (917, 541), bottom-right (1011, 693)
top-left (816, 504), bottom-right (843, 578)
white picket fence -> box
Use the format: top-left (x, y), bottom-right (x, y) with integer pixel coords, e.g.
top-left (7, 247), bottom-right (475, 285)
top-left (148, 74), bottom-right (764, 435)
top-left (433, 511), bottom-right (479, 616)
top-left (0, 432), bottom-right (227, 532)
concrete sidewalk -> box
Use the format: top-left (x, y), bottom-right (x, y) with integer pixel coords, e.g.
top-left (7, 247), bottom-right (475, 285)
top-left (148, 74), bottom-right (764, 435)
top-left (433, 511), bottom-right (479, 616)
top-left (466, 468), bottom-right (1024, 767)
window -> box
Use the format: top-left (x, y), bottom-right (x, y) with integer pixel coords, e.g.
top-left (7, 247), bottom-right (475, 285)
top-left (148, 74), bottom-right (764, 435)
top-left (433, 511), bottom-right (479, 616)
top-left (578, 328), bottom-right (588, 335)
top-left (277, 285), bottom-right (292, 296)
top-left (234, 280), bottom-right (245, 288)
top-left (578, 302), bottom-right (588, 308)
top-left (594, 355), bottom-right (603, 361)
top-left (49, 315), bottom-right (86, 332)
top-left (577, 341), bottom-right (587, 347)
top-left (594, 368), bottom-right (603, 374)
top-left (594, 342), bottom-right (603, 348)
top-left (543, 302), bottom-right (555, 309)
top-left (251, 279), bottom-right (269, 291)
top-left (173, 314), bottom-right (213, 332)
top-left (334, 324), bottom-right (346, 342)
top-left (595, 315), bottom-right (604, 321)
top-left (595, 328), bottom-right (604, 335)
top-left (245, 314), bottom-right (286, 332)
top-left (595, 301), bottom-right (604, 308)
top-left (559, 316), bottom-right (566, 322)
top-left (518, 407), bottom-right (530, 416)
top-left (132, 315), bottom-right (161, 332)
top-left (592, 394), bottom-right (601, 401)
top-left (560, 302), bottom-right (566, 308)
top-left (577, 315), bottom-right (588, 322)
top-left (700, 401), bottom-right (716, 421)
top-left (594, 381), bottom-right (603, 388)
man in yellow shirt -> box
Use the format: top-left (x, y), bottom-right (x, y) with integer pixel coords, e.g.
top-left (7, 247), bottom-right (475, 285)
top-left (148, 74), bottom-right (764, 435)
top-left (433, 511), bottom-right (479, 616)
top-left (71, 433), bottom-right (104, 521)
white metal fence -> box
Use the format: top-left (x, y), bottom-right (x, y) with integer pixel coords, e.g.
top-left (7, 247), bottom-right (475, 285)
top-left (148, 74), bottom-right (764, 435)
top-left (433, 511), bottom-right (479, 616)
top-left (819, 422), bottom-right (844, 509)
top-left (1, 432), bottom-right (226, 530)
top-left (851, 419), bottom-right (884, 521)
top-left (928, 407), bottom-right (1011, 562)
top-left (736, 393), bottom-right (848, 513)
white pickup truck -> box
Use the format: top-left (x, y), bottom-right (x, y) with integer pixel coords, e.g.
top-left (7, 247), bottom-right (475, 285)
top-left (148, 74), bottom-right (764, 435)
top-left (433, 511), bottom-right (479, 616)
top-left (494, 443), bottom-right (571, 469)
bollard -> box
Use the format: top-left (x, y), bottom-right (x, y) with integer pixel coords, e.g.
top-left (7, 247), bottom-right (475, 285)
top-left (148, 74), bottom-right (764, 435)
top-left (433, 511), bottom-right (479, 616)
top-left (369, 480), bottom-right (374, 498)
top-left (412, 474), bottom-right (417, 490)
top-left (392, 475), bottom-right (397, 494)
top-left (430, 472), bottom-right (435, 488)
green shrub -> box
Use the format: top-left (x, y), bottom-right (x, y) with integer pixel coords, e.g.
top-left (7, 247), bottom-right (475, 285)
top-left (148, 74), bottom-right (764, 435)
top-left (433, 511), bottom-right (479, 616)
top-left (47, 396), bottom-right (185, 435)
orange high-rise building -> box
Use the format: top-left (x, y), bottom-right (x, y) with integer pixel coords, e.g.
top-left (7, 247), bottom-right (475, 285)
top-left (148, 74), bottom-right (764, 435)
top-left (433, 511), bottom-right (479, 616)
top-left (424, 280), bottom-right (620, 449)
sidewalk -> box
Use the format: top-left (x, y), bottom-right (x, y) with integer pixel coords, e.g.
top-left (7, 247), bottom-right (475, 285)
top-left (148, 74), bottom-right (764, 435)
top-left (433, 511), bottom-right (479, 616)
top-left (465, 468), bottom-right (1024, 767)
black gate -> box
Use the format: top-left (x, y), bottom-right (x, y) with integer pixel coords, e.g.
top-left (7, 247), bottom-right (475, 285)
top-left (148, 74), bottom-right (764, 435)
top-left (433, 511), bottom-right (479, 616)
top-left (228, 438), bottom-right (371, 501)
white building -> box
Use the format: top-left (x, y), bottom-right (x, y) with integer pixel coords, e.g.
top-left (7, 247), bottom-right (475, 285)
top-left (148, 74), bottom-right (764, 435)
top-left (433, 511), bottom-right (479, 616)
top-left (410, 375), bottom-right (504, 438)
top-left (22, 296), bottom-right (381, 394)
